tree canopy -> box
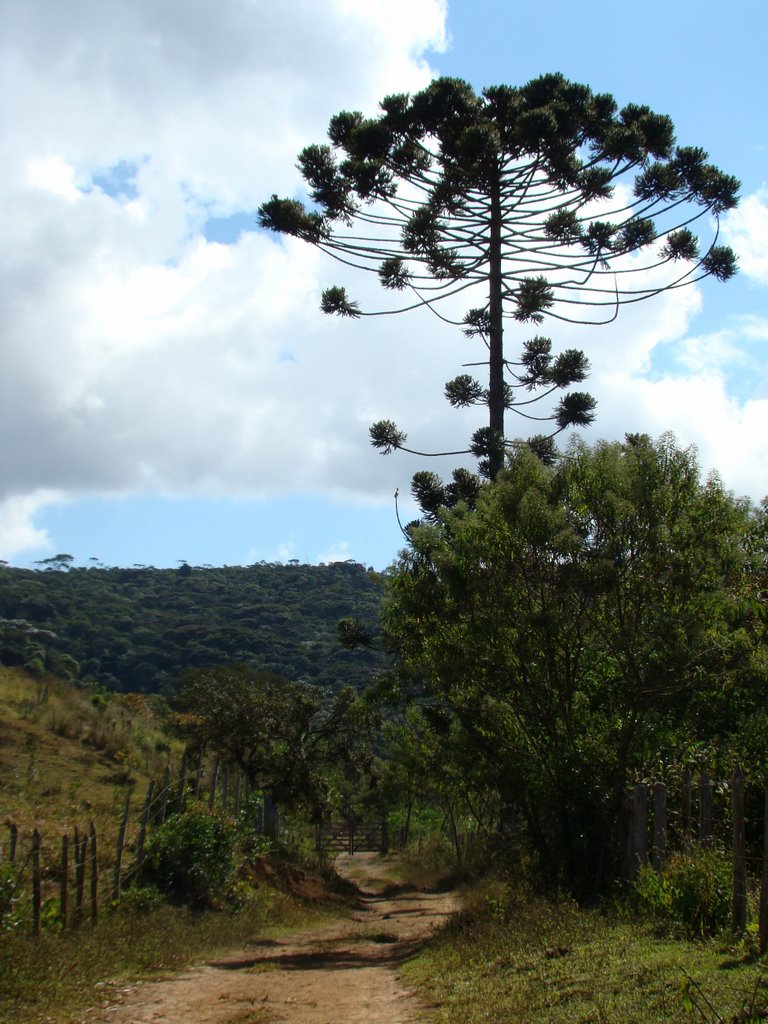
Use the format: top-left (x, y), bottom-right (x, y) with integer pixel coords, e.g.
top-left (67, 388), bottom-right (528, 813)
top-left (174, 665), bottom-right (375, 817)
top-left (0, 560), bottom-right (387, 695)
top-left (380, 434), bottom-right (764, 892)
top-left (259, 74), bottom-right (739, 489)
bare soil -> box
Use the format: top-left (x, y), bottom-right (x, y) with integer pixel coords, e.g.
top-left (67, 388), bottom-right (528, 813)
top-left (83, 853), bottom-right (458, 1024)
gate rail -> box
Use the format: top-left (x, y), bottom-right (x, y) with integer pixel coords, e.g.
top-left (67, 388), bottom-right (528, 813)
top-left (315, 820), bottom-right (388, 855)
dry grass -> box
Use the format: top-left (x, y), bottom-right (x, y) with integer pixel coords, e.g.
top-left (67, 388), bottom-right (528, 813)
top-left (0, 667), bottom-right (349, 1024)
top-left (0, 886), bottom-right (333, 1024)
top-left (0, 667), bottom-right (179, 862)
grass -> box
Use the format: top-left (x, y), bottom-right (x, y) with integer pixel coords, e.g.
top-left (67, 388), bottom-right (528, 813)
top-left (402, 878), bottom-right (768, 1024)
top-left (0, 666), bottom-right (178, 842)
top-left (0, 886), bottom-right (335, 1024)
top-left (0, 666), bottom-right (350, 1023)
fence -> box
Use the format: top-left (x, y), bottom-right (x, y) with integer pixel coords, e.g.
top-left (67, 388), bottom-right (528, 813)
top-left (0, 752), bottom-right (279, 936)
top-left (315, 819), bottom-right (389, 855)
top-left (625, 767), bottom-right (768, 950)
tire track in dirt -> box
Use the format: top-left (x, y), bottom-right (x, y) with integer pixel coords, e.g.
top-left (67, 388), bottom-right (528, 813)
top-left (85, 853), bottom-right (458, 1024)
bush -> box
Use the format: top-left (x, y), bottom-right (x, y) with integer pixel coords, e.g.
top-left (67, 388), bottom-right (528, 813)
top-left (632, 846), bottom-right (732, 937)
top-left (143, 809), bottom-right (236, 908)
top-left (0, 862), bottom-right (24, 931)
top-left (113, 885), bottom-right (165, 915)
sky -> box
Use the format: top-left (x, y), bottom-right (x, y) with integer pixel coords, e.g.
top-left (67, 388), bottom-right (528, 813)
top-left (1, 0), bottom-right (766, 571)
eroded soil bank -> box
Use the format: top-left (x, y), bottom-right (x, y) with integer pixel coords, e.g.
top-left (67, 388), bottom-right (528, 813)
top-left (84, 853), bottom-right (458, 1024)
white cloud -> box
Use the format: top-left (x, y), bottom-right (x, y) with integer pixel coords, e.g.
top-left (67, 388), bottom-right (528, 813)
top-left (723, 187), bottom-right (768, 284)
top-left (0, 491), bottom-right (64, 562)
top-left (585, 370), bottom-right (768, 502)
top-left (1, 0), bottom-right (766, 562)
top-left (317, 541), bottom-right (353, 565)
top-left (27, 156), bottom-right (83, 201)
top-left (0, 0), bottom-right (448, 554)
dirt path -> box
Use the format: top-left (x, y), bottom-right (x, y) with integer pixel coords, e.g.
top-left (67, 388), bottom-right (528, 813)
top-left (86, 854), bottom-right (458, 1024)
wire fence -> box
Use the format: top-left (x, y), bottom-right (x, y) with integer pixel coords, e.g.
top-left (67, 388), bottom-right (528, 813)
top-left (0, 752), bottom-right (277, 935)
top-left (625, 767), bottom-right (768, 950)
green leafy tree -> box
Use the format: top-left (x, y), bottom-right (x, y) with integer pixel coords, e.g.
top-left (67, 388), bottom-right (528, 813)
top-left (259, 74), bottom-right (738, 493)
top-left (174, 665), bottom-right (375, 818)
top-left (381, 435), bottom-right (760, 894)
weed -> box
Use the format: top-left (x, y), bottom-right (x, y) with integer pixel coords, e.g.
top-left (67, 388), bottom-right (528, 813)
top-left (0, 861), bottom-right (25, 931)
top-left (403, 878), bottom-right (768, 1024)
top-left (632, 848), bottom-right (732, 938)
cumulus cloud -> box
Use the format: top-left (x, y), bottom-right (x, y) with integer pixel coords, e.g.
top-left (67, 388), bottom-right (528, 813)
top-left (1, 0), bottom-right (766, 561)
top-left (0, 491), bottom-right (63, 562)
top-left (0, 0), bottom-right (449, 557)
top-left (723, 188), bottom-right (768, 284)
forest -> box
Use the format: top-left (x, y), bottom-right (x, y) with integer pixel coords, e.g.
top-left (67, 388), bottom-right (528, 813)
top-left (0, 558), bottom-right (388, 695)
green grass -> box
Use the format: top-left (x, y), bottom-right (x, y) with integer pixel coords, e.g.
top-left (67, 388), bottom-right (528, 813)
top-left (0, 886), bottom-right (337, 1024)
top-left (402, 879), bottom-right (768, 1024)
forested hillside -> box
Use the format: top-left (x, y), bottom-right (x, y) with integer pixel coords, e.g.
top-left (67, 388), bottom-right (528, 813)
top-left (0, 560), bottom-right (387, 694)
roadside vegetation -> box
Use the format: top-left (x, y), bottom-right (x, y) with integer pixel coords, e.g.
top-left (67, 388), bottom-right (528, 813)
top-left (404, 874), bottom-right (768, 1024)
top-left (0, 884), bottom-right (333, 1024)
top-left (0, 666), bottom-right (352, 1024)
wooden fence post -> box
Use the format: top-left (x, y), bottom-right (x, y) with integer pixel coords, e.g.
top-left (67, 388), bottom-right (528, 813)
top-left (234, 771), bottom-right (242, 819)
top-left (208, 757), bottom-right (221, 810)
top-left (631, 783), bottom-right (648, 873)
top-left (8, 823), bottom-right (18, 864)
top-left (652, 782), bottom-right (667, 871)
top-left (158, 765), bottom-right (170, 825)
top-left (193, 750), bottom-right (204, 800)
top-left (699, 772), bottom-right (713, 846)
top-left (176, 751), bottom-right (188, 814)
top-left (74, 828), bottom-right (87, 926)
top-left (135, 780), bottom-right (155, 886)
top-left (381, 819), bottom-right (389, 856)
top-left (59, 833), bottom-right (69, 930)
top-left (760, 786), bottom-right (768, 955)
top-left (32, 829), bottom-right (41, 937)
top-left (731, 766), bottom-right (747, 934)
top-left (89, 820), bottom-right (98, 924)
top-left (681, 768), bottom-right (692, 846)
top-left (222, 764), bottom-right (230, 813)
top-left (112, 796), bottom-right (130, 902)
top-left (262, 792), bottom-right (276, 839)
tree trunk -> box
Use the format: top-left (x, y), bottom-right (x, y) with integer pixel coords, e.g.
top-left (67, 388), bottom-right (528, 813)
top-left (487, 171), bottom-right (505, 480)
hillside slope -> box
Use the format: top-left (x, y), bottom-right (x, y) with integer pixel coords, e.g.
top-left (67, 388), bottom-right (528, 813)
top-left (0, 666), bottom-right (173, 839)
top-left (0, 560), bottom-right (387, 694)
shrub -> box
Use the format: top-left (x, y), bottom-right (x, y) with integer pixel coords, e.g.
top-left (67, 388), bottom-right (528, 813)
top-left (0, 862), bottom-right (24, 931)
top-left (143, 809), bottom-right (236, 908)
top-left (112, 885), bottom-right (165, 915)
top-left (632, 846), bottom-right (732, 937)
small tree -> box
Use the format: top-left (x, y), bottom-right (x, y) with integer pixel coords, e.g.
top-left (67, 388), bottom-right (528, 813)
top-left (260, 74), bottom-right (738, 496)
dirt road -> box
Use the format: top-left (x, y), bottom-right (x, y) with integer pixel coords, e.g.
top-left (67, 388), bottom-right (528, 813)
top-left (87, 854), bottom-right (458, 1024)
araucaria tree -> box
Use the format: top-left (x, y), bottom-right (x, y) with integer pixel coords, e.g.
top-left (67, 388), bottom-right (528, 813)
top-left (259, 74), bottom-right (738, 491)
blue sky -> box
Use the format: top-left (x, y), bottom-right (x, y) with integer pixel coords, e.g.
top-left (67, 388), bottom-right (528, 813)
top-left (1, 0), bottom-right (766, 571)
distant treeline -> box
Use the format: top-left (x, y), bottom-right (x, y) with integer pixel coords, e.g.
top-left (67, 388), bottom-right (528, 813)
top-left (0, 560), bottom-right (388, 695)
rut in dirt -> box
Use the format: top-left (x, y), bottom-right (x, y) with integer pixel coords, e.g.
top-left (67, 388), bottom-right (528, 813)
top-left (88, 852), bottom-right (459, 1024)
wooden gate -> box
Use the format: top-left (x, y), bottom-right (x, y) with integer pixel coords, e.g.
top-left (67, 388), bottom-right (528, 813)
top-left (315, 820), bottom-right (388, 855)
